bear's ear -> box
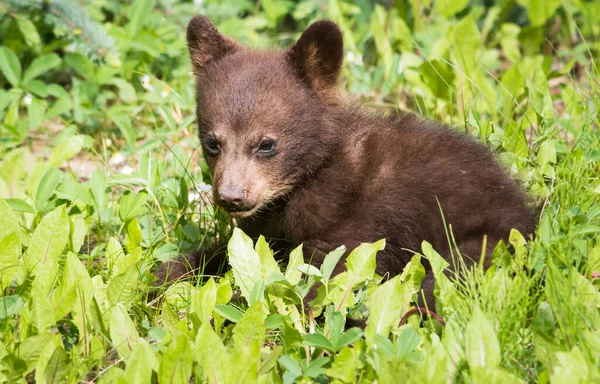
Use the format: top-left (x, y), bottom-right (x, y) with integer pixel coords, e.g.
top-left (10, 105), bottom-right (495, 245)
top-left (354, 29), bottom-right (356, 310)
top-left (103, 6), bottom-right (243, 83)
top-left (288, 20), bottom-right (343, 101)
top-left (187, 15), bottom-right (240, 74)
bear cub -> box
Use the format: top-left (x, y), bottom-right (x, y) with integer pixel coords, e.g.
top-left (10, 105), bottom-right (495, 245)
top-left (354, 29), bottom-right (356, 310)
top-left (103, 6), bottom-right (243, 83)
top-left (161, 15), bottom-right (536, 306)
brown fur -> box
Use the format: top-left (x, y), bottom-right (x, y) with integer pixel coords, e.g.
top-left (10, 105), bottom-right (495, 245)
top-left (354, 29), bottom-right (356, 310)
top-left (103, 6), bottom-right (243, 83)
top-left (156, 16), bottom-right (536, 307)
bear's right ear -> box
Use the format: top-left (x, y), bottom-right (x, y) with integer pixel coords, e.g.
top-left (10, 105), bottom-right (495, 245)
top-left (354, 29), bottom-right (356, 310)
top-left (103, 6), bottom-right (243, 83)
top-left (187, 15), bottom-right (240, 73)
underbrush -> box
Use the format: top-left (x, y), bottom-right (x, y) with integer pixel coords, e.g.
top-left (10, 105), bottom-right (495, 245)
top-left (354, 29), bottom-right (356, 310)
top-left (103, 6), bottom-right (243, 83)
top-left (1, 0), bottom-right (599, 382)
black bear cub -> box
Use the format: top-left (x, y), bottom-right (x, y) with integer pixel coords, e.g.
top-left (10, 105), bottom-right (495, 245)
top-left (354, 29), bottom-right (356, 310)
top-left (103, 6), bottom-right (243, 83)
top-left (160, 15), bottom-right (536, 306)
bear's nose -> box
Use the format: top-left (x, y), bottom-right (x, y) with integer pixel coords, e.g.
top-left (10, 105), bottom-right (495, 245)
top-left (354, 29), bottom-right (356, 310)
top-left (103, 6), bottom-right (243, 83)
top-left (217, 187), bottom-right (246, 210)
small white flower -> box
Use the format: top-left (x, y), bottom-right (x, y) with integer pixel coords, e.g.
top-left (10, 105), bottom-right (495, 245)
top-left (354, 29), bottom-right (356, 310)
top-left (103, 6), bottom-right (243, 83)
top-left (140, 75), bottom-right (154, 92)
top-left (23, 94), bottom-right (33, 105)
top-left (198, 181), bottom-right (212, 193)
top-left (105, 138), bottom-right (113, 146)
top-left (194, 0), bottom-right (203, 6)
top-left (65, 43), bottom-right (76, 52)
top-left (161, 88), bottom-right (169, 98)
top-left (121, 165), bottom-right (134, 175)
top-left (109, 153), bottom-right (125, 166)
top-left (346, 51), bottom-right (363, 66)
top-left (397, 61), bottom-right (405, 75)
top-left (188, 191), bottom-right (200, 201)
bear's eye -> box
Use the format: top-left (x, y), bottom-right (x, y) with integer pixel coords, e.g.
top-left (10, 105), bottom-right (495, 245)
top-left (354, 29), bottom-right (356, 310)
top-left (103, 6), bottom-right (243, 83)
top-left (203, 136), bottom-right (221, 156)
top-left (257, 138), bottom-right (277, 157)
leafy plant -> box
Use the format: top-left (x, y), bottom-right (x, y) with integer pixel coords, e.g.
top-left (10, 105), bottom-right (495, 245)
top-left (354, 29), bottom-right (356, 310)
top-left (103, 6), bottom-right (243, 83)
top-left (1, 0), bottom-right (600, 382)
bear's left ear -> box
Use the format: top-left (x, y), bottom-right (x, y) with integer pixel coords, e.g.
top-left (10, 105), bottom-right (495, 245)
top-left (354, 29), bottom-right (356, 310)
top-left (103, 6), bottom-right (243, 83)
top-left (288, 20), bottom-right (343, 102)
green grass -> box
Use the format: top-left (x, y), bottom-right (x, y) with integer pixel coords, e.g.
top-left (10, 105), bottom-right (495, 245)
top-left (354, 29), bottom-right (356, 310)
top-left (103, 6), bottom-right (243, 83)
top-left (1, 0), bottom-right (600, 383)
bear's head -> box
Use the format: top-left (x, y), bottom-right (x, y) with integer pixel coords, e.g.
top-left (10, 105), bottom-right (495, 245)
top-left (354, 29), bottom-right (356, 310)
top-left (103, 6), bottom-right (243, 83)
top-left (187, 16), bottom-right (344, 218)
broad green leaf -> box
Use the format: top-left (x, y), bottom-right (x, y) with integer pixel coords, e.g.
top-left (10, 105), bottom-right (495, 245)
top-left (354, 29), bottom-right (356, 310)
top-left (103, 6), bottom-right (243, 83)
top-left (31, 278), bottom-right (55, 331)
top-left (50, 273), bottom-right (79, 322)
top-left (550, 346), bottom-right (590, 383)
top-left (231, 336), bottom-right (261, 383)
top-left (261, 0), bottom-right (292, 25)
top-left (48, 135), bottom-right (85, 167)
top-left (124, 218), bottom-right (142, 253)
top-left (216, 278), bottom-right (233, 304)
top-left (214, 304), bottom-right (244, 323)
top-left (18, 332), bottom-right (53, 373)
top-left (90, 297), bottom-right (110, 340)
top-left (125, 339), bottom-right (156, 384)
top-left (527, 69), bottom-right (553, 120)
top-left (195, 321), bottom-right (230, 384)
top-left (471, 366), bottom-right (527, 384)
top-left (449, 15), bottom-right (480, 74)
top-left (91, 168), bottom-right (108, 210)
top-left (297, 263), bottom-right (322, 278)
top-left (2, 198), bottom-right (34, 214)
top-left (119, 190), bottom-right (149, 222)
top-left (43, 347), bottom-right (70, 384)
top-left (346, 239), bottom-right (384, 283)
top-left (396, 325), bottom-right (422, 360)
top-left (0, 46), bottom-right (21, 87)
top-left (35, 167), bottom-right (61, 210)
top-left (232, 302), bottom-right (266, 350)
top-left (27, 97), bottom-right (46, 131)
top-left (304, 357), bottom-right (330, 379)
top-left (516, 0), bottom-right (561, 27)
top-left (434, 0), bottom-right (469, 18)
top-left (1, 354), bottom-right (27, 382)
top-left (114, 247), bottom-right (141, 278)
top-left (366, 254), bottom-right (424, 343)
top-left (158, 334), bottom-right (193, 384)
top-left (22, 54), bottom-right (61, 85)
top-left (109, 112), bottom-right (137, 148)
top-left (50, 252), bottom-right (90, 327)
top-left (278, 355), bottom-right (302, 378)
top-left (421, 334), bottom-right (449, 382)
top-left (106, 237), bottom-right (125, 276)
top-left (24, 205), bottom-right (69, 275)
top-left (466, 307), bottom-right (501, 369)
top-left (537, 140), bottom-right (557, 177)
top-left (255, 235), bottom-right (280, 278)
top-left (110, 304), bottom-right (139, 359)
top-left (0, 295), bottom-right (23, 319)
top-left (0, 233), bottom-right (20, 290)
top-left (64, 253), bottom-right (94, 355)
top-left (328, 240), bottom-right (385, 309)
top-left (321, 246), bottom-right (345, 283)
top-left (285, 244), bottom-right (304, 285)
top-left (70, 214), bottom-right (87, 251)
top-left (34, 335), bottom-right (62, 384)
top-left (0, 199), bottom-right (19, 239)
top-left (107, 78), bottom-right (137, 103)
top-left (0, 149), bottom-right (27, 193)
top-left (303, 332), bottom-right (334, 351)
top-left (126, 0), bottom-right (157, 36)
top-left (365, 276), bottom-right (405, 342)
top-left (107, 267), bottom-right (138, 308)
top-left (15, 15), bottom-right (41, 46)
top-left (421, 241), bottom-right (455, 306)
top-left (326, 346), bottom-right (358, 382)
top-left (227, 228), bottom-right (263, 301)
top-left (64, 53), bottom-right (94, 80)
top-left (370, 6), bottom-right (393, 75)
top-left (192, 278), bottom-right (217, 324)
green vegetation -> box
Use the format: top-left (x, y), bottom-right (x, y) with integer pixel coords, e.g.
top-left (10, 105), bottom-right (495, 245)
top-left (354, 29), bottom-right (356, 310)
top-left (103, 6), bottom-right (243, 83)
top-left (1, 0), bottom-right (599, 382)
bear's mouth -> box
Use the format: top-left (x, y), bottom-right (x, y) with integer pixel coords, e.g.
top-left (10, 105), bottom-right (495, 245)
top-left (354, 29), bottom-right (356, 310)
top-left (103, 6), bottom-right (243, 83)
top-left (225, 206), bottom-right (258, 219)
